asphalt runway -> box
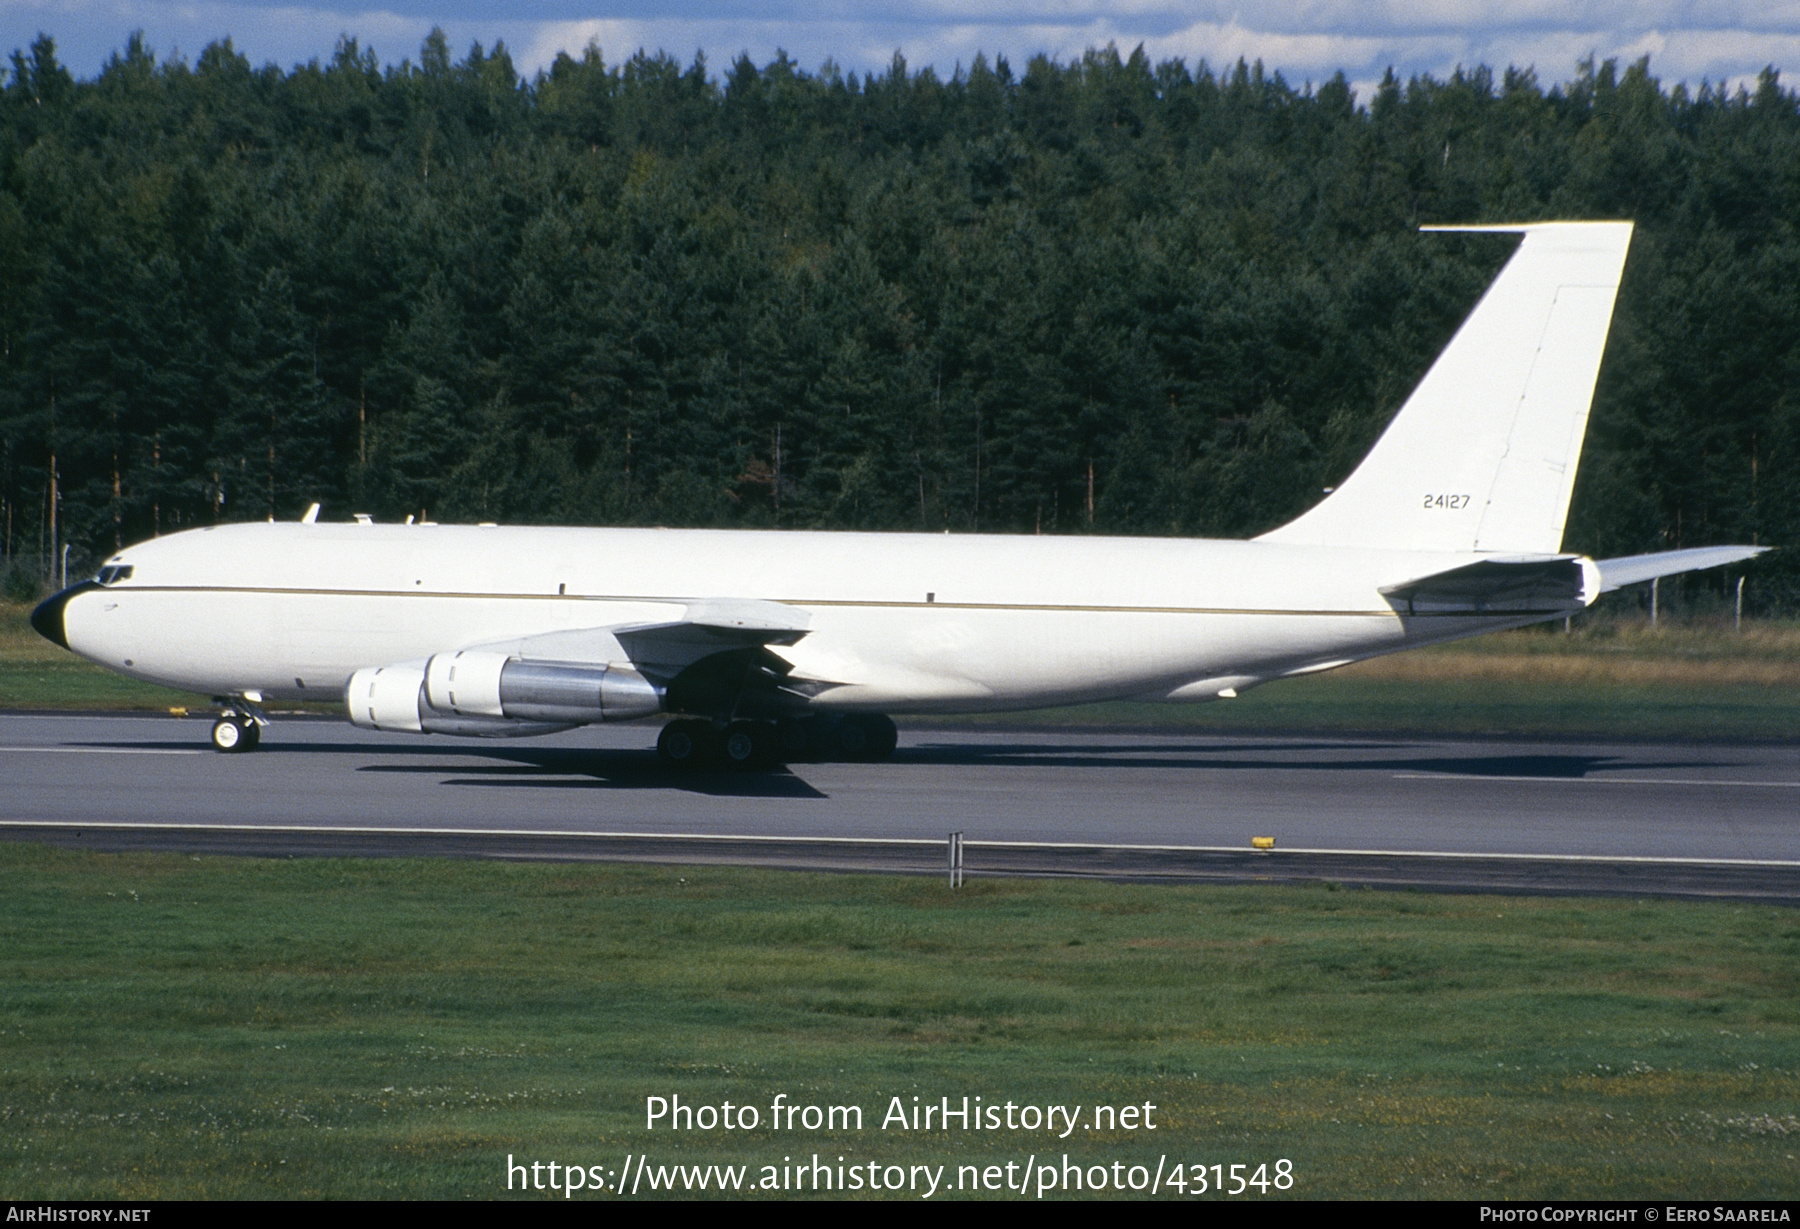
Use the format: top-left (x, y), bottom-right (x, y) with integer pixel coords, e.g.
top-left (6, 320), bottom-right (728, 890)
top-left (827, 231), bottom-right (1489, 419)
top-left (3, 712), bottom-right (1798, 901)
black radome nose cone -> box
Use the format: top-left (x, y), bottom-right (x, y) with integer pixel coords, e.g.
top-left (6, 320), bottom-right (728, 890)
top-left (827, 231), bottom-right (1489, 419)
top-left (30, 581), bottom-right (100, 649)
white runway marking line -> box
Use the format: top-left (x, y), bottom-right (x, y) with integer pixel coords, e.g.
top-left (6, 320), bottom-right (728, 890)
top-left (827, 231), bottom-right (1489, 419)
top-left (1394, 772), bottom-right (1800, 789)
top-left (0, 745), bottom-right (203, 756)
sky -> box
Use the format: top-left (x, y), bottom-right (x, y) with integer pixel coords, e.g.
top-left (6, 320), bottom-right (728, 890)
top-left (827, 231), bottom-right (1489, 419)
top-left (3, 0), bottom-right (1798, 101)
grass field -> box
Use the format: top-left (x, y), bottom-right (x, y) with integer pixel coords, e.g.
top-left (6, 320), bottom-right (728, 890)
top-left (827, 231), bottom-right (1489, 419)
top-left (1, 842), bottom-right (1795, 1200)
top-left (7, 599), bottom-right (1796, 740)
top-left (0, 600), bottom-right (205, 710)
top-left (6, 603), bottom-right (1798, 1200)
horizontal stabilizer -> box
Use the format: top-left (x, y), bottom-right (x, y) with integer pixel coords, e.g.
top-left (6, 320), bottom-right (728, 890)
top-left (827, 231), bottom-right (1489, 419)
top-left (1594, 546), bottom-right (1768, 592)
top-left (1381, 546), bottom-right (1768, 615)
top-left (1380, 556), bottom-right (1591, 615)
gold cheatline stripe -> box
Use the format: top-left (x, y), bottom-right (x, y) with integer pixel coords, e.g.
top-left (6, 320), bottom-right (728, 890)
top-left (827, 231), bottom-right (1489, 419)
top-left (109, 585), bottom-right (1558, 619)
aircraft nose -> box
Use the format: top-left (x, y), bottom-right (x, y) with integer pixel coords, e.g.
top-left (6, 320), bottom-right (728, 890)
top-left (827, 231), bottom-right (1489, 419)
top-left (30, 581), bottom-right (101, 649)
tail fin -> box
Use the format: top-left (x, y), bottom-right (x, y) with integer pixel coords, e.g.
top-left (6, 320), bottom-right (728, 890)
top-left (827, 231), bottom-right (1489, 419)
top-left (1259, 221), bottom-right (1633, 554)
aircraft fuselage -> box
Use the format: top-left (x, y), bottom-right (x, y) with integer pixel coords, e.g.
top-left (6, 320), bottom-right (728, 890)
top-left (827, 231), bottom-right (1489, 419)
top-left (52, 521), bottom-right (1552, 714)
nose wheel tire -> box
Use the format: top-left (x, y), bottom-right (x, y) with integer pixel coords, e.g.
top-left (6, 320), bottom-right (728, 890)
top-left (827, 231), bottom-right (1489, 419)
top-left (211, 717), bottom-right (260, 753)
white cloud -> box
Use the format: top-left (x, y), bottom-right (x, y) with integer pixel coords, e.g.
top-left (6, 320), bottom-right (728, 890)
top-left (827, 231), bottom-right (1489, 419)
top-left (2, 0), bottom-right (1796, 96)
top-left (1139, 19), bottom-right (1458, 77)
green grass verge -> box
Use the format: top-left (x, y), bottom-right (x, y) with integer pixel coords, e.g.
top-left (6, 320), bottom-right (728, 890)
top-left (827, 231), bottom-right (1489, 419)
top-left (927, 676), bottom-right (1800, 740)
top-left (927, 618), bottom-right (1800, 740)
top-left (0, 601), bottom-right (202, 710)
top-left (3, 842), bottom-right (1796, 1199)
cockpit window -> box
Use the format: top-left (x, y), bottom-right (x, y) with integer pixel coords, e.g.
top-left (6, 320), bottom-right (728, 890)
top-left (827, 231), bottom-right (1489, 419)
top-left (96, 565), bottom-right (133, 585)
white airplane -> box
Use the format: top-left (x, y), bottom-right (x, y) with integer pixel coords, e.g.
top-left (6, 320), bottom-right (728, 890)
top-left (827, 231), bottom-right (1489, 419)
top-left (32, 221), bottom-right (1765, 768)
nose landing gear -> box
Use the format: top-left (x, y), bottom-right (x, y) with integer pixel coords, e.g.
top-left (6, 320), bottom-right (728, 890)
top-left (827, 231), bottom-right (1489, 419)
top-left (210, 716), bottom-right (259, 752)
top-left (209, 696), bottom-right (268, 753)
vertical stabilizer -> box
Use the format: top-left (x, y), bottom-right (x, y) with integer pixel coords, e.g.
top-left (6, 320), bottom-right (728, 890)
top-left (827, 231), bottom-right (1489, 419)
top-left (1258, 222), bottom-right (1632, 554)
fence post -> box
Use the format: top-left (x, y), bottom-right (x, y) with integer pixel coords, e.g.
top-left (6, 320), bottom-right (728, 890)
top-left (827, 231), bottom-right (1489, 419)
top-left (1736, 575), bottom-right (1745, 633)
top-left (1650, 577), bottom-right (1658, 628)
top-left (948, 831), bottom-right (964, 889)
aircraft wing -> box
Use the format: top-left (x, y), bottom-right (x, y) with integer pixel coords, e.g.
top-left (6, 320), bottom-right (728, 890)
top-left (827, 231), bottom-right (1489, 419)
top-left (611, 598), bottom-right (811, 684)
top-left (344, 598), bottom-right (819, 735)
top-left (460, 596), bottom-right (819, 717)
top-left (469, 597), bottom-right (809, 673)
top-left (1592, 545), bottom-right (1768, 592)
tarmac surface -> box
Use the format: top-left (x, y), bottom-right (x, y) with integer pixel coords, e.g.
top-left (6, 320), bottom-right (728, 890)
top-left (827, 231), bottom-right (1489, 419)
top-left (2, 711), bottom-right (1798, 902)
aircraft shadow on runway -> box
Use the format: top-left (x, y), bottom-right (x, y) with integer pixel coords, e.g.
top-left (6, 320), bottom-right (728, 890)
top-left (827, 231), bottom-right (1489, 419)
top-left (64, 738), bottom-right (1730, 791)
top-left (359, 750), bottom-right (830, 799)
top-left (58, 739), bottom-right (827, 798)
top-left (898, 743), bottom-right (1728, 779)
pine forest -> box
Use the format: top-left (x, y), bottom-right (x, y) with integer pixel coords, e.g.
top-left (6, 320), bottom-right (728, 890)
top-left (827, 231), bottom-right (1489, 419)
top-left (3, 32), bottom-right (1798, 607)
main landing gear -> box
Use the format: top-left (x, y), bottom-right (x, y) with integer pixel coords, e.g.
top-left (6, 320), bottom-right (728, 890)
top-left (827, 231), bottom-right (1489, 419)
top-left (656, 713), bottom-right (897, 771)
top-left (210, 696), bottom-right (268, 753)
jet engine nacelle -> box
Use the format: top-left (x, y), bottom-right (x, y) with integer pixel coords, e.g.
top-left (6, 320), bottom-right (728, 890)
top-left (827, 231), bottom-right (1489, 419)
top-left (487, 657), bottom-right (663, 723)
top-left (347, 661), bottom-right (576, 737)
top-left (348, 662), bottom-right (430, 733)
top-left (349, 653), bottom-right (663, 735)
top-left (424, 649), bottom-right (507, 717)
top-left (424, 650), bottom-right (662, 722)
